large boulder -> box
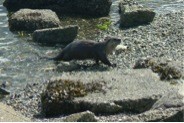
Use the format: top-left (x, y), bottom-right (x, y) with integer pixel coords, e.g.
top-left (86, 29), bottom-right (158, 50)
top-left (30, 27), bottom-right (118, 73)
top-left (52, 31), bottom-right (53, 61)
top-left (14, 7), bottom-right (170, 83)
top-left (119, 0), bottom-right (155, 28)
top-left (41, 69), bottom-right (180, 117)
top-left (32, 25), bottom-right (78, 45)
top-left (4, 0), bottom-right (112, 17)
top-left (9, 9), bottom-right (61, 31)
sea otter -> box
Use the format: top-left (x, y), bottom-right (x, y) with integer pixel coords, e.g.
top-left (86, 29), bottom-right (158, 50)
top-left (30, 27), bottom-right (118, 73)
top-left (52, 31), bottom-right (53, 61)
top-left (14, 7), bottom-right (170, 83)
top-left (51, 36), bottom-right (121, 67)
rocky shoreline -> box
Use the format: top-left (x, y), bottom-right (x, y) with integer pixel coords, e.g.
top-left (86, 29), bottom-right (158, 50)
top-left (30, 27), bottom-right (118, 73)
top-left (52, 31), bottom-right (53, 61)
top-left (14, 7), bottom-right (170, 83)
top-left (0, 0), bottom-right (184, 121)
top-left (1, 9), bottom-right (184, 121)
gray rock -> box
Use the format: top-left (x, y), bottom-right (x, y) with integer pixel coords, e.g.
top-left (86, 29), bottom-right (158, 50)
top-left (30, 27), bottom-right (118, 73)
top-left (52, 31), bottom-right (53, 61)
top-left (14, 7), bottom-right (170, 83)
top-left (63, 111), bottom-right (98, 122)
top-left (9, 9), bottom-right (61, 31)
top-left (119, 0), bottom-right (155, 28)
top-left (33, 25), bottom-right (78, 45)
top-left (4, 0), bottom-right (112, 17)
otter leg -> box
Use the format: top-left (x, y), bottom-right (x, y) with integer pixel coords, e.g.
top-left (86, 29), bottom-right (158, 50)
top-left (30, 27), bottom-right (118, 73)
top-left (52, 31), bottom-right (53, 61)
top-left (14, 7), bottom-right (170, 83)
top-left (98, 52), bottom-right (114, 67)
top-left (95, 59), bottom-right (99, 65)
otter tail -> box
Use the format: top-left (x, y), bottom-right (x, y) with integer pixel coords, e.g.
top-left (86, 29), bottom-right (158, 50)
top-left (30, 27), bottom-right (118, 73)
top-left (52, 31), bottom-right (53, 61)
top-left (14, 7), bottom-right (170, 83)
top-left (51, 52), bottom-right (64, 61)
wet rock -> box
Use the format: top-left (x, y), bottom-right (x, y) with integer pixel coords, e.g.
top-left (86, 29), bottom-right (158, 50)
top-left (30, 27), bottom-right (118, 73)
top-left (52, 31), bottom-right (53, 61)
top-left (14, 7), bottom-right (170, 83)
top-left (63, 111), bottom-right (98, 122)
top-left (4, 0), bottom-right (112, 17)
top-left (9, 9), bottom-right (61, 31)
top-left (33, 25), bottom-right (78, 45)
top-left (119, 0), bottom-right (155, 28)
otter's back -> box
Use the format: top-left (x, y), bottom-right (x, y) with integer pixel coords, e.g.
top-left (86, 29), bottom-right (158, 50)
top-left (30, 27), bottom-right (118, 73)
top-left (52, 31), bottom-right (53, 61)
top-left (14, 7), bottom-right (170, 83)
top-left (62, 40), bottom-right (98, 60)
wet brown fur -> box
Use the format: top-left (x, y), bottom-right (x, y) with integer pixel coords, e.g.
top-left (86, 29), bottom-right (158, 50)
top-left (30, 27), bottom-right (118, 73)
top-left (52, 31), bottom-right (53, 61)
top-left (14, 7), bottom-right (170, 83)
top-left (52, 36), bottom-right (121, 66)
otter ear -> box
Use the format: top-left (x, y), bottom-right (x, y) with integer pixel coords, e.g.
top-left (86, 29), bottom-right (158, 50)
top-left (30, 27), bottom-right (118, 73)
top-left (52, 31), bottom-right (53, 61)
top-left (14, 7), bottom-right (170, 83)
top-left (104, 36), bottom-right (112, 42)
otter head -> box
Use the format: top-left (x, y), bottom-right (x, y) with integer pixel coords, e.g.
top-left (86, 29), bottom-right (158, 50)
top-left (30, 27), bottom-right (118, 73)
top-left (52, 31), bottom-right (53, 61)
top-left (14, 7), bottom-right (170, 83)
top-left (104, 36), bottom-right (121, 55)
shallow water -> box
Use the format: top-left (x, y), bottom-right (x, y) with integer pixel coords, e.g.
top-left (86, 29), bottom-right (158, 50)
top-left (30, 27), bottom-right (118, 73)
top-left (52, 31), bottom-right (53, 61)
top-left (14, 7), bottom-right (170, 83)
top-left (0, 0), bottom-right (184, 91)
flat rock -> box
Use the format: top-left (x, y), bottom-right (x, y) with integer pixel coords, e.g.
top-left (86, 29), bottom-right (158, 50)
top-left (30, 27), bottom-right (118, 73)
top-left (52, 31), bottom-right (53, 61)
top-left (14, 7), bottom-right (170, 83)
top-left (41, 69), bottom-right (180, 117)
top-left (9, 9), bottom-right (61, 31)
top-left (4, 0), bottom-right (112, 17)
top-left (33, 25), bottom-right (78, 45)
top-left (119, 0), bottom-right (155, 28)
top-left (0, 102), bottom-right (31, 122)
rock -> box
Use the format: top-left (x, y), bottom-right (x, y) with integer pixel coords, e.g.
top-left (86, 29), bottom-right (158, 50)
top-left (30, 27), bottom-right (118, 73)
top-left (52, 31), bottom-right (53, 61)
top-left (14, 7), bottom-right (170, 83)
top-left (133, 57), bottom-right (154, 69)
top-left (119, 0), bottom-right (155, 28)
top-left (151, 61), bottom-right (183, 80)
top-left (41, 69), bottom-right (180, 117)
top-left (63, 111), bottom-right (98, 122)
top-left (9, 9), bottom-right (61, 31)
top-left (41, 78), bottom-right (119, 117)
top-left (32, 25), bottom-right (78, 45)
top-left (0, 102), bottom-right (31, 122)
top-left (4, 0), bottom-right (112, 17)
top-left (134, 57), bottom-right (183, 80)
